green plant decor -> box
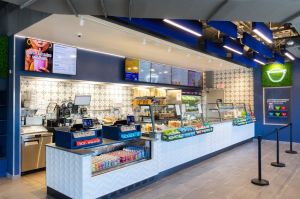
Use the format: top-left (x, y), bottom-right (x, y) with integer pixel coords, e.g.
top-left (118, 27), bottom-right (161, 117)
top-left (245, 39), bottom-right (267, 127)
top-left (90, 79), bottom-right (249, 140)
top-left (262, 62), bottom-right (292, 87)
top-left (0, 35), bottom-right (8, 78)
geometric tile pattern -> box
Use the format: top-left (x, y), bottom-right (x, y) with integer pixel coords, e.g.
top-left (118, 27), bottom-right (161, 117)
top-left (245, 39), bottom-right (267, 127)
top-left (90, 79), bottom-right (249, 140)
top-left (21, 78), bottom-right (133, 119)
top-left (213, 68), bottom-right (254, 111)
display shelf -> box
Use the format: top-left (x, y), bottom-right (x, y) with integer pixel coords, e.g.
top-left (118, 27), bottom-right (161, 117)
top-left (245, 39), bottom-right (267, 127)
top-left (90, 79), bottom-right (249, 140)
top-left (92, 158), bottom-right (149, 176)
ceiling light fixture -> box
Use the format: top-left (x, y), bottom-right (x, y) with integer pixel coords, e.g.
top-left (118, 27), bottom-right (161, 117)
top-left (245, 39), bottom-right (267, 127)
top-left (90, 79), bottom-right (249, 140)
top-left (254, 59), bottom-right (266, 65)
top-left (284, 51), bottom-right (295, 61)
top-left (163, 19), bottom-right (202, 37)
top-left (79, 16), bottom-right (85, 26)
top-left (223, 37), bottom-right (243, 55)
top-left (167, 47), bottom-right (172, 53)
top-left (223, 45), bottom-right (243, 55)
top-left (253, 53), bottom-right (267, 65)
top-left (252, 22), bottom-right (273, 44)
top-left (142, 38), bottom-right (147, 45)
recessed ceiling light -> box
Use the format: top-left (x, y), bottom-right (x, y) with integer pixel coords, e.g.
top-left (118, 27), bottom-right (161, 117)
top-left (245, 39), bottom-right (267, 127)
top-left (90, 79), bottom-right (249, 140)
top-left (142, 38), bottom-right (147, 45)
top-left (167, 47), bottom-right (172, 53)
top-left (79, 16), bottom-right (85, 26)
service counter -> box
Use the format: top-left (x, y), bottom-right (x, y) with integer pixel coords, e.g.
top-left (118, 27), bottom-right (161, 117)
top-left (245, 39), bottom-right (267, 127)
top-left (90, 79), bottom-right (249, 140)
top-left (46, 122), bottom-right (254, 199)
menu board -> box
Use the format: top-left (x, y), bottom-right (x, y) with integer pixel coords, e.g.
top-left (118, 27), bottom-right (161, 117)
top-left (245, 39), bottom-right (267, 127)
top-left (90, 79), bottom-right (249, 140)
top-left (53, 44), bottom-right (77, 75)
top-left (188, 70), bottom-right (202, 87)
top-left (138, 60), bottom-right (151, 82)
top-left (24, 38), bottom-right (53, 73)
top-left (150, 63), bottom-right (171, 84)
top-left (172, 67), bottom-right (188, 86)
top-left (125, 58), bottom-right (151, 82)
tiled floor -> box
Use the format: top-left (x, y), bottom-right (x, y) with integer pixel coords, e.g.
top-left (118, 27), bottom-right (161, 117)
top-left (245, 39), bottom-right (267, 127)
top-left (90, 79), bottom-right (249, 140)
top-left (0, 171), bottom-right (51, 199)
top-left (0, 141), bottom-right (300, 199)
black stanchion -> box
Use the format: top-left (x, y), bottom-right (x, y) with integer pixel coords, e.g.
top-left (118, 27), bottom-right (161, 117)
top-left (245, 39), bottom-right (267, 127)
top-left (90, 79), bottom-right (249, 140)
top-left (285, 123), bottom-right (297, 154)
top-left (251, 136), bottom-right (269, 186)
top-left (271, 128), bottom-right (286, 167)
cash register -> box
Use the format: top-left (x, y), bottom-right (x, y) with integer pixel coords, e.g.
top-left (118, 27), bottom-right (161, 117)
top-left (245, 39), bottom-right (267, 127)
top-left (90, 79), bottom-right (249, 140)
top-left (55, 118), bottom-right (102, 149)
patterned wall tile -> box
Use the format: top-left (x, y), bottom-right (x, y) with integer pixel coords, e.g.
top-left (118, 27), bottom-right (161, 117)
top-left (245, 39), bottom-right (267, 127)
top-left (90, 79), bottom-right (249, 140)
top-left (21, 78), bottom-right (133, 119)
top-left (211, 68), bottom-right (254, 111)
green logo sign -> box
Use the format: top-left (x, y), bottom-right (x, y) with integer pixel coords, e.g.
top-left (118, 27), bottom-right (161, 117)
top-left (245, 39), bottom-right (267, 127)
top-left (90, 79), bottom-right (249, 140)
top-left (262, 63), bottom-right (292, 87)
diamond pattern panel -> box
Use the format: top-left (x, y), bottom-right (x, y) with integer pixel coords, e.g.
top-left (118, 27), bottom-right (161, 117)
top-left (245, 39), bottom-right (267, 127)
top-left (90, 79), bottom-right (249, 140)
top-left (21, 79), bottom-right (133, 118)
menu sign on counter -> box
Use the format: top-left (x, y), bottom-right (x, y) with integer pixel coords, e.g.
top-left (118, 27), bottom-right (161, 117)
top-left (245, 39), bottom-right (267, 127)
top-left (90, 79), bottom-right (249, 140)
top-left (150, 63), bottom-right (171, 84)
top-left (172, 67), bottom-right (188, 86)
top-left (53, 44), bottom-right (77, 75)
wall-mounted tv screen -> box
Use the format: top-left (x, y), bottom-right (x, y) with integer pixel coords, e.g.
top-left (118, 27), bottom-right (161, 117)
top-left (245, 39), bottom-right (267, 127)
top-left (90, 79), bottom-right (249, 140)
top-left (24, 38), bottom-right (53, 73)
top-left (150, 63), bottom-right (171, 84)
top-left (188, 70), bottom-right (203, 87)
top-left (53, 44), bottom-right (77, 75)
top-left (125, 58), bottom-right (151, 82)
top-left (172, 67), bottom-right (188, 86)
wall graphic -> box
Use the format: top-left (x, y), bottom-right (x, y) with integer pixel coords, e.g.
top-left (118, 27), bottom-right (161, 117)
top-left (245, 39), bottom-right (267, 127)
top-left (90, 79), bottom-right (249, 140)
top-left (263, 87), bottom-right (291, 126)
top-left (262, 62), bottom-right (292, 87)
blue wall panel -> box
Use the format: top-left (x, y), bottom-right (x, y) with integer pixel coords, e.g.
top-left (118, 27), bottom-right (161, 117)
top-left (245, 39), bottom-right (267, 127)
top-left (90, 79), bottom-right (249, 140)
top-left (254, 60), bottom-right (300, 142)
top-left (116, 18), bottom-right (200, 49)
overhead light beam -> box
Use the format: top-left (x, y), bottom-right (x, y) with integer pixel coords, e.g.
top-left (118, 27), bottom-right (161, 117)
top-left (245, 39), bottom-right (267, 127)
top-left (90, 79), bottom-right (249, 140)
top-left (163, 19), bottom-right (202, 37)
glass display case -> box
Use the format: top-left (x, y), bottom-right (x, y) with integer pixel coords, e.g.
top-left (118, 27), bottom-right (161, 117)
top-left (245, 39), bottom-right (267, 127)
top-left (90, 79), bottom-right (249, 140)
top-left (205, 102), bottom-right (255, 126)
top-left (232, 103), bottom-right (256, 126)
top-left (91, 138), bottom-right (151, 176)
top-left (134, 103), bottom-right (181, 137)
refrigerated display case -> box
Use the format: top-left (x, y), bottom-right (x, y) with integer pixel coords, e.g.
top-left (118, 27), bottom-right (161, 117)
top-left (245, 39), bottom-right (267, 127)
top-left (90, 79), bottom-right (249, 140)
top-left (91, 138), bottom-right (151, 176)
top-left (134, 104), bottom-right (181, 137)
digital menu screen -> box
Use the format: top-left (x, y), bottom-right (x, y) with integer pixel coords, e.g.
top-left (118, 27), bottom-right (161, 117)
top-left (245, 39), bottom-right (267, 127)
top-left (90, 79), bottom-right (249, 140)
top-left (172, 67), bottom-right (188, 86)
top-left (188, 70), bottom-right (203, 87)
top-left (24, 38), bottom-right (53, 73)
top-left (150, 63), bottom-right (171, 84)
top-left (138, 60), bottom-right (151, 82)
top-left (53, 44), bottom-right (77, 75)
top-left (124, 58), bottom-right (151, 82)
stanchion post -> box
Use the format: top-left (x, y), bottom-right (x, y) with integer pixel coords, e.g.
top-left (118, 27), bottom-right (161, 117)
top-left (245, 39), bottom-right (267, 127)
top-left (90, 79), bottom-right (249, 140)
top-left (251, 136), bottom-right (269, 186)
top-left (271, 128), bottom-right (286, 167)
top-left (286, 123), bottom-right (297, 154)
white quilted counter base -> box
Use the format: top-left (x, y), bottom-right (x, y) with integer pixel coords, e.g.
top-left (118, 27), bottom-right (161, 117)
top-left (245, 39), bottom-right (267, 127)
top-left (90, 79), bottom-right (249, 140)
top-left (46, 122), bottom-right (254, 199)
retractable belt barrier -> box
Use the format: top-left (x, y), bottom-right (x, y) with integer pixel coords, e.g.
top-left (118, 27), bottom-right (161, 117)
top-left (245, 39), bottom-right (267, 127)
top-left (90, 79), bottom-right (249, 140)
top-left (251, 123), bottom-right (297, 186)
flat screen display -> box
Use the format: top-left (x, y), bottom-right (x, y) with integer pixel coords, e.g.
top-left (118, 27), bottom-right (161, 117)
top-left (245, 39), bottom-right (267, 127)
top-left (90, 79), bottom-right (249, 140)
top-left (24, 38), bottom-right (53, 73)
top-left (188, 70), bottom-right (203, 87)
top-left (74, 95), bottom-right (91, 106)
top-left (150, 63), bottom-right (171, 84)
top-left (53, 44), bottom-right (77, 75)
top-left (83, 118), bottom-right (93, 128)
top-left (124, 58), bottom-right (151, 82)
top-left (139, 60), bottom-right (151, 82)
top-left (172, 67), bottom-right (188, 86)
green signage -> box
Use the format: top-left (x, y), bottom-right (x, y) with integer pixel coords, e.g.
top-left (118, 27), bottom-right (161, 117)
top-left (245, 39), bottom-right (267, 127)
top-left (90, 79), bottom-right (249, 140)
top-left (262, 62), bottom-right (292, 87)
top-left (0, 35), bottom-right (8, 78)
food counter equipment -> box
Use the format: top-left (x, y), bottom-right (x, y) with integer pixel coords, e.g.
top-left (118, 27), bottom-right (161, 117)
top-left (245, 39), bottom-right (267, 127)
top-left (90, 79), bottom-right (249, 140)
top-left (21, 126), bottom-right (53, 173)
